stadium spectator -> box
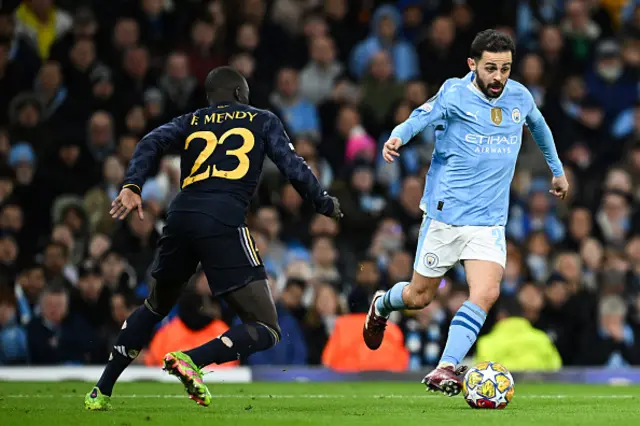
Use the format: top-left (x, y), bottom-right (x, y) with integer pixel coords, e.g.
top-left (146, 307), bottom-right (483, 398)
top-left (585, 40), bottom-right (638, 125)
top-left (517, 282), bottom-right (545, 326)
top-left (518, 53), bottom-right (546, 108)
top-left (331, 161), bottom-right (385, 250)
top-left (382, 176), bottom-right (423, 248)
top-left (303, 283), bottom-right (343, 365)
top-left (507, 177), bottom-right (566, 244)
top-left (109, 18), bottom-right (140, 69)
top-left (577, 294), bottom-right (640, 366)
top-left (14, 0), bottom-right (72, 60)
top-left (13, 263), bottom-right (45, 325)
top-left (335, 104), bottom-right (376, 169)
top-left (310, 236), bottom-right (340, 283)
top-left (299, 35), bottom-right (344, 105)
top-left (159, 52), bottom-right (201, 118)
top-left (476, 297), bottom-right (562, 371)
top-left (348, 257), bottom-right (382, 314)
top-left (86, 233), bottom-right (111, 264)
top-left (111, 205), bottom-right (159, 281)
top-left (402, 299), bottom-right (447, 370)
top-left (136, 0), bottom-right (176, 58)
top-left (0, 9), bottom-right (41, 94)
top-left (270, 67), bottom-right (320, 140)
top-left (596, 190), bottom-right (634, 247)
top-left (359, 50), bottom-right (405, 127)
top-left (349, 5), bottom-right (419, 82)
top-left (417, 15), bottom-right (466, 88)
top-left (0, 285), bottom-right (28, 364)
top-left (84, 156), bottom-right (125, 235)
top-left (0, 38), bottom-right (33, 125)
top-left (185, 17), bottom-right (226, 85)
top-left (526, 231), bottom-right (552, 283)
top-left (72, 260), bottom-right (112, 333)
top-left (26, 284), bottom-right (103, 364)
top-left (49, 6), bottom-right (98, 67)
top-left (562, 0), bottom-right (601, 69)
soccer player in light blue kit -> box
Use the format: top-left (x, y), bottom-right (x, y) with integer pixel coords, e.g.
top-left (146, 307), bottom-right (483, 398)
top-left (363, 30), bottom-right (569, 396)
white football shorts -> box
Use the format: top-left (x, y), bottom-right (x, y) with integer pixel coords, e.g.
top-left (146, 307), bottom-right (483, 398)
top-left (413, 216), bottom-right (506, 277)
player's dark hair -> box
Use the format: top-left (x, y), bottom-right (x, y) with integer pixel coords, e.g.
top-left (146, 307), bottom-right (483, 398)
top-left (470, 29), bottom-right (516, 60)
top-left (204, 66), bottom-right (250, 105)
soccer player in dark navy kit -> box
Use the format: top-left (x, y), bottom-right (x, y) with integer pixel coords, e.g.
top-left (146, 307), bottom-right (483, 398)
top-left (85, 67), bottom-right (342, 410)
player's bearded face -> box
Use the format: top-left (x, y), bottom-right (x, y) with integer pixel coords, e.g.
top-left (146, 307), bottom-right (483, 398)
top-left (470, 51), bottom-right (512, 98)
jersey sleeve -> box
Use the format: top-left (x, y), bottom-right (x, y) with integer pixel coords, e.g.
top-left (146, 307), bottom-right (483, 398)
top-left (523, 89), bottom-right (564, 177)
top-left (263, 113), bottom-right (334, 216)
top-left (122, 114), bottom-right (189, 193)
top-left (390, 84), bottom-right (449, 145)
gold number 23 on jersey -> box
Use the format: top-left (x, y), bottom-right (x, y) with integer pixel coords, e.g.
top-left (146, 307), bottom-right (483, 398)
top-left (182, 127), bottom-right (254, 188)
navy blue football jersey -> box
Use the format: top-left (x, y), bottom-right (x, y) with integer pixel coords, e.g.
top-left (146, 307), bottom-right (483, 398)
top-left (122, 102), bottom-right (333, 226)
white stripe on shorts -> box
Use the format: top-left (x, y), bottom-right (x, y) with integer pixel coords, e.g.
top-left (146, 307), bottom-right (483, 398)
top-left (238, 227), bottom-right (259, 266)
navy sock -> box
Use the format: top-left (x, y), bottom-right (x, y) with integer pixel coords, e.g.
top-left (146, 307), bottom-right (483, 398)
top-left (185, 322), bottom-right (278, 368)
top-left (96, 302), bottom-right (164, 396)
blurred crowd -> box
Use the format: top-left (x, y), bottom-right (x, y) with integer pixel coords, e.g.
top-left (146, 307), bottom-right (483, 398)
top-left (1, 0), bottom-right (640, 371)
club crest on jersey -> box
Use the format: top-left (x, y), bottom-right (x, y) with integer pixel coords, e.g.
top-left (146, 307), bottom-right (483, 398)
top-left (491, 108), bottom-right (502, 125)
top-left (423, 252), bottom-right (439, 268)
top-left (512, 108), bottom-right (521, 123)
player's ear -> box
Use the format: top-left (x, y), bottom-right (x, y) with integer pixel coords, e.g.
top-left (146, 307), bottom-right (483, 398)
top-left (467, 57), bottom-right (476, 72)
top-left (235, 86), bottom-right (248, 104)
top-left (235, 86), bottom-right (249, 104)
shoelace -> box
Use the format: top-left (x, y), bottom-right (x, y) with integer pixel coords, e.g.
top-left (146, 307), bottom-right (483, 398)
top-left (370, 315), bottom-right (388, 331)
top-left (453, 365), bottom-right (468, 376)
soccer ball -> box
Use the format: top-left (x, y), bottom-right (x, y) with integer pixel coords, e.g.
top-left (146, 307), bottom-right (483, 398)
top-left (462, 361), bottom-right (515, 409)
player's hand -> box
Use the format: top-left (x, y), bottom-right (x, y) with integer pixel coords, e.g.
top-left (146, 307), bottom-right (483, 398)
top-left (382, 137), bottom-right (402, 163)
top-left (329, 196), bottom-right (343, 220)
top-left (549, 175), bottom-right (569, 200)
top-left (110, 188), bottom-right (144, 220)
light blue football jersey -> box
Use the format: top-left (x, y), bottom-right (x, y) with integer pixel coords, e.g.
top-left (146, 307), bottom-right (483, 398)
top-left (391, 72), bottom-right (563, 227)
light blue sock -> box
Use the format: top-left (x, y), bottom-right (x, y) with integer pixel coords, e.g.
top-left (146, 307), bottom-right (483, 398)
top-left (375, 281), bottom-right (410, 317)
top-left (439, 301), bottom-right (487, 366)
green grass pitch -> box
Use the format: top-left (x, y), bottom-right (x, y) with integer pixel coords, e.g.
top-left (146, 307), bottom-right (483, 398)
top-left (1, 381), bottom-right (640, 426)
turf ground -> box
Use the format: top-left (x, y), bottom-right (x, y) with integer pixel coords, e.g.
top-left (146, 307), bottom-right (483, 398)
top-left (1, 381), bottom-right (640, 426)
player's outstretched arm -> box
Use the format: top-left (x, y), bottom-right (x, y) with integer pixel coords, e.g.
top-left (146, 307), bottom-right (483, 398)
top-left (264, 114), bottom-right (342, 219)
top-left (384, 88), bottom-right (448, 163)
top-left (526, 107), bottom-right (569, 200)
top-left (115, 115), bottom-right (188, 220)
